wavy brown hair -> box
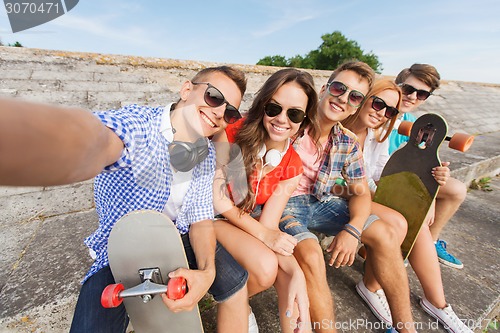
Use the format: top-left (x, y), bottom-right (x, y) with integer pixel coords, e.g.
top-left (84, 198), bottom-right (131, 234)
top-left (343, 79), bottom-right (402, 142)
top-left (233, 68), bottom-right (320, 212)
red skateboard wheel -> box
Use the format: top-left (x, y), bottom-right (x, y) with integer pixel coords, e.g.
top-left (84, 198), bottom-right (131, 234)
top-left (167, 277), bottom-right (187, 300)
top-left (101, 283), bottom-right (125, 308)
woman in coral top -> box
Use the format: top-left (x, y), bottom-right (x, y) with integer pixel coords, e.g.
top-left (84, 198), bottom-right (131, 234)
top-left (213, 68), bottom-right (320, 333)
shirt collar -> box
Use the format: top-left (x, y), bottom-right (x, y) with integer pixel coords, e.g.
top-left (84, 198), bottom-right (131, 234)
top-left (160, 102), bottom-right (175, 142)
top-left (330, 122), bottom-right (343, 139)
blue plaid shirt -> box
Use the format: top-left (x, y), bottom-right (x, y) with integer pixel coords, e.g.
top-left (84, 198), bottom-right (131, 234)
top-left (295, 123), bottom-right (365, 200)
top-left (83, 104), bottom-right (215, 283)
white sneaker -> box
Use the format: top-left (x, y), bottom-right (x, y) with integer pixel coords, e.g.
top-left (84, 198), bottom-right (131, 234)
top-left (248, 307), bottom-right (259, 333)
top-left (356, 280), bottom-right (392, 326)
top-left (420, 297), bottom-right (472, 333)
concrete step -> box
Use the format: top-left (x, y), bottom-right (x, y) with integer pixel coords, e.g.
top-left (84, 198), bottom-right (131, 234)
top-left (443, 131), bottom-right (500, 186)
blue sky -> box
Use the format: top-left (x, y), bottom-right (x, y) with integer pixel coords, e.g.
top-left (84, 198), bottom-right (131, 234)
top-left (1, 0), bottom-right (499, 84)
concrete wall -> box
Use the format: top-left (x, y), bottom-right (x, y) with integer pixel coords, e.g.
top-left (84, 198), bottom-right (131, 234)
top-left (1, 46), bottom-right (500, 221)
top-left (1, 46), bottom-right (499, 326)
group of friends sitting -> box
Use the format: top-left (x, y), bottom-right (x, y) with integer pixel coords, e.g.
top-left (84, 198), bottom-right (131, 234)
top-left (0, 60), bottom-right (470, 333)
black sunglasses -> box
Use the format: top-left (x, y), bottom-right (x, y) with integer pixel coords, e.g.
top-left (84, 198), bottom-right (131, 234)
top-left (264, 102), bottom-right (306, 124)
top-left (371, 96), bottom-right (399, 119)
top-left (192, 82), bottom-right (242, 124)
top-left (326, 81), bottom-right (365, 107)
top-left (399, 83), bottom-right (432, 101)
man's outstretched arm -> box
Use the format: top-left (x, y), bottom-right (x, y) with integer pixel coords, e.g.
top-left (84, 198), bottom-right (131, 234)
top-left (0, 98), bottom-right (123, 186)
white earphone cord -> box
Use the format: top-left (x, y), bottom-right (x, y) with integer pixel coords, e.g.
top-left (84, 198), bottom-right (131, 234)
top-left (253, 139), bottom-right (290, 208)
top-left (253, 159), bottom-right (269, 209)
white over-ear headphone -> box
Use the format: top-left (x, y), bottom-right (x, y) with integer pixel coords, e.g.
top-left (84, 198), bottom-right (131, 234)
top-left (256, 139), bottom-right (290, 168)
top-left (257, 145), bottom-right (282, 168)
top-left (254, 140), bottom-right (290, 204)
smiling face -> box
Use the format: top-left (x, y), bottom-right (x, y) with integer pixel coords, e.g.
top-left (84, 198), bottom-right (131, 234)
top-left (400, 74), bottom-right (432, 113)
top-left (317, 70), bottom-right (370, 127)
top-left (359, 89), bottom-right (400, 129)
top-left (263, 81), bottom-right (308, 149)
top-left (181, 72), bottom-right (242, 138)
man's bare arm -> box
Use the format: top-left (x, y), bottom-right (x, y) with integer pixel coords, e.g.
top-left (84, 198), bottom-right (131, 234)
top-left (162, 220), bottom-right (216, 312)
top-left (0, 98), bottom-right (123, 186)
top-left (346, 179), bottom-right (372, 231)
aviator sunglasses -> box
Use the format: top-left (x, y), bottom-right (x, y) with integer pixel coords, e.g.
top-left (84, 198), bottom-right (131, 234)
top-left (192, 82), bottom-right (242, 124)
top-left (326, 81), bottom-right (365, 107)
top-left (264, 102), bottom-right (306, 124)
top-left (371, 96), bottom-right (399, 119)
top-left (399, 83), bottom-right (432, 101)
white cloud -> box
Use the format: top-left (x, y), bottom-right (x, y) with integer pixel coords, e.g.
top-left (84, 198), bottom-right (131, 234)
top-left (252, 14), bottom-right (315, 38)
top-left (48, 12), bottom-right (156, 48)
top-left (250, 1), bottom-right (324, 38)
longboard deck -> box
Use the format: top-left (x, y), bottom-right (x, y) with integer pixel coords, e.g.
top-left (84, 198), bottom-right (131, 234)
top-left (374, 172), bottom-right (434, 258)
top-left (107, 210), bottom-right (203, 333)
top-left (374, 113), bottom-right (447, 259)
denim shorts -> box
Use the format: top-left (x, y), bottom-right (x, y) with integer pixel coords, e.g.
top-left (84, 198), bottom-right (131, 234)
top-left (279, 194), bottom-right (378, 242)
top-left (182, 234), bottom-right (248, 302)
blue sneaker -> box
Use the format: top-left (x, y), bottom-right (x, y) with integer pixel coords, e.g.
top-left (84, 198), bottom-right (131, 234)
top-left (435, 239), bottom-right (463, 269)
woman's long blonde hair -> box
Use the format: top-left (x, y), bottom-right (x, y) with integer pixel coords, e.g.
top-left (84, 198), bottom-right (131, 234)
top-left (343, 79), bottom-right (402, 142)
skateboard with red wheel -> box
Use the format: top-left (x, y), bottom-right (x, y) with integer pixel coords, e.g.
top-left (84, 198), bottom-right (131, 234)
top-left (374, 113), bottom-right (474, 259)
top-left (101, 210), bottom-right (204, 333)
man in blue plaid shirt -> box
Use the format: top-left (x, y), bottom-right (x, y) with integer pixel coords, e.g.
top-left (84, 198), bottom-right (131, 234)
top-left (0, 66), bottom-right (251, 332)
top-left (279, 61), bottom-right (418, 333)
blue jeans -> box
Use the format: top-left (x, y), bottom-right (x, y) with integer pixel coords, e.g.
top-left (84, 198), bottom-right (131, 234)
top-left (279, 195), bottom-right (351, 242)
top-left (70, 235), bottom-right (247, 332)
top-left (279, 195), bottom-right (378, 242)
top-left (181, 234), bottom-right (248, 302)
top-left (69, 265), bottom-right (128, 333)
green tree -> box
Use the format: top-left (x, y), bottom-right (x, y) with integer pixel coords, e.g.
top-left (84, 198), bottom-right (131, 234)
top-left (8, 41), bottom-right (23, 47)
top-left (257, 55), bottom-right (288, 67)
top-left (0, 37), bottom-right (24, 47)
top-left (257, 31), bottom-right (382, 73)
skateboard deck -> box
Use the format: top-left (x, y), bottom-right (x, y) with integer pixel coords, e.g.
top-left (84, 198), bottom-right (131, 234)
top-left (104, 210), bottom-right (204, 333)
top-left (374, 113), bottom-right (447, 259)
